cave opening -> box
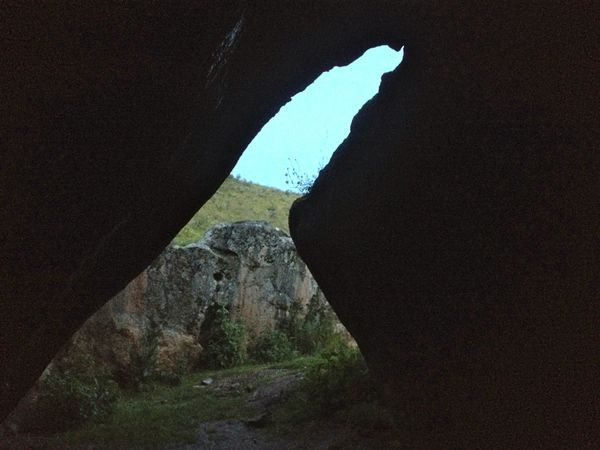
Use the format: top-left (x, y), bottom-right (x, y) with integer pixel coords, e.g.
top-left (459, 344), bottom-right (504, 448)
top-left (232, 44), bottom-right (404, 194)
top-left (3, 45), bottom-right (405, 446)
top-left (175, 44), bottom-right (403, 244)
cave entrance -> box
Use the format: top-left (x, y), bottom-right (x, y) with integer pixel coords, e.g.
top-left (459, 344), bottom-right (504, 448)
top-left (232, 44), bottom-right (404, 194)
top-left (175, 45), bottom-right (403, 244)
top-left (5, 45), bottom-right (404, 447)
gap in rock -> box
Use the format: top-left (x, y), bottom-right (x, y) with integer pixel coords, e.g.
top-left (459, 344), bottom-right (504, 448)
top-left (232, 44), bottom-right (404, 195)
top-left (176, 45), bottom-right (404, 245)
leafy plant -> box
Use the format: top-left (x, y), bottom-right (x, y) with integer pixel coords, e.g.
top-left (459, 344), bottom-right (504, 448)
top-left (199, 302), bottom-right (246, 369)
top-left (303, 338), bottom-right (373, 414)
top-left (250, 329), bottom-right (296, 363)
top-left (35, 353), bottom-right (119, 432)
top-left (286, 295), bottom-right (337, 355)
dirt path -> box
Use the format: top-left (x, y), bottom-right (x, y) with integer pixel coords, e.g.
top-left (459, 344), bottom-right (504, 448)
top-left (165, 368), bottom-right (345, 450)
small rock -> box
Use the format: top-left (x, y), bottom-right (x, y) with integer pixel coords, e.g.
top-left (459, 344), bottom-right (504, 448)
top-left (201, 378), bottom-right (214, 386)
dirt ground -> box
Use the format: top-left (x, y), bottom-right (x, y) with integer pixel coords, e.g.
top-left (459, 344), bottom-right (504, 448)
top-left (1, 368), bottom-right (401, 450)
top-left (164, 368), bottom-right (401, 450)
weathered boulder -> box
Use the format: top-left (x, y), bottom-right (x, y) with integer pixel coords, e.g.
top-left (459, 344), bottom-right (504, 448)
top-left (289, 4), bottom-right (600, 447)
top-left (62, 221), bottom-right (325, 376)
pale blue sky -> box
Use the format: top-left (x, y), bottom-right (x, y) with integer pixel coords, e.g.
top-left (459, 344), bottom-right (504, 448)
top-left (232, 45), bottom-right (404, 192)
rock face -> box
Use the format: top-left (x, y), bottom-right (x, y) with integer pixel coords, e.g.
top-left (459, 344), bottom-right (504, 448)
top-left (2, 221), bottom-right (330, 433)
top-left (69, 221), bottom-right (325, 376)
top-left (1, 3), bottom-right (599, 447)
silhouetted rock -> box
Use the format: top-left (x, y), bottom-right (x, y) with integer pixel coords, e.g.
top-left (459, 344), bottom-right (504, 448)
top-left (2, 2), bottom-right (599, 447)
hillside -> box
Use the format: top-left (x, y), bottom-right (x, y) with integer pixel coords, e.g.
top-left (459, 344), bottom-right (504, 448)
top-left (173, 176), bottom-right (300, 245)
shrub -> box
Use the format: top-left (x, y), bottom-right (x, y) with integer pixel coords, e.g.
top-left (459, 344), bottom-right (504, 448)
top-left (199, 302), bottom-right (246, 369)
top-left (250, 329), bottom-right (296, 363)
top-left (286, 295), bottom-right (337, 355)
top-left (35, 353), bottom-right (119, 432)
top-left (303, 338), bottom-right (374, 414)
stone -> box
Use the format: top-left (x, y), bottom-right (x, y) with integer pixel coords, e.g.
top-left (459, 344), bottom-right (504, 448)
top-left (61, 221), bottom-right (329, 377)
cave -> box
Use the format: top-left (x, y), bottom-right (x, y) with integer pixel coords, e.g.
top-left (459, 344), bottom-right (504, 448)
top-left (1, 2), bottom-right (599, 447)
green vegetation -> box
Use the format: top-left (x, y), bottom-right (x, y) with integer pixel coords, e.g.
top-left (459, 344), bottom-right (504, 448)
top-left (173, 176), bottom-right (299, 246)
top-left (30, 299), bottom-right (393, 448)
top-left (199, 302), bottom-right (247, 369)
top-left (303, 339), bottom-right (373, 413)
top-left (46, 365), bottom-right (261, 448)
top-left (250, 329), bottom-right (296, 363)
top-left (271, 343), bottom-right (399, 438)
top-left (285, 295), bottom-right (337, 355)
top-left (35, 354), bottom-right (119, 432)
top-left (244, 295), bottom-right (339, 364)
top-left (39, 348), bottom-right (397, 449)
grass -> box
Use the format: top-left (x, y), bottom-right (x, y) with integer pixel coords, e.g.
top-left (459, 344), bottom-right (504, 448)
top-left (173, 175), bottom-right (300, 246)
top-left (46, 358), bottom-right (320, 449)
top-left (47, 375), bottom-right (245, 448)
top-left (40, 354), bottom-right (402, 449)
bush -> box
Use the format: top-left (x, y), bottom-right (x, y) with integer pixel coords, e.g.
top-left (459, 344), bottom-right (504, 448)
top-left (286, 296), bottom-right (337, 355)
top-left (250, 329), bottom-right (296, 363)
top-left (303, 338), bottom-right (374, 414)
top-left (35, 353), bottom-right (119, 432)
top-left (284, 159), bottom-right (318, 194)
top-left (199, 302), bottom-right (246, 369)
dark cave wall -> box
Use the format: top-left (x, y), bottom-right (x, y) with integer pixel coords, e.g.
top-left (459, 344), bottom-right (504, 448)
top-left (1, 2), bottom-right (599, 446)
top-left (290, 3), bottom-right (600, 447)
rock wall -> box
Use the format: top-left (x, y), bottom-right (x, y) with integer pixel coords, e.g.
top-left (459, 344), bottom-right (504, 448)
top-left (68, 221), bottom-right (326, 375)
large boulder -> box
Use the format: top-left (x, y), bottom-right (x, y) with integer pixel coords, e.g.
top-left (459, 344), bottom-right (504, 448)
top-left (289, 4), bottom-right (600, 447)
top-left (63, 221), bottom-right (326, 377)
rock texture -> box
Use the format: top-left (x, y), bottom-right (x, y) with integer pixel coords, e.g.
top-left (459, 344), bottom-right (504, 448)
top-left (1, 2), bottom-right (599, 447)
top-left (68, 221), bottom-right (325, 375)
